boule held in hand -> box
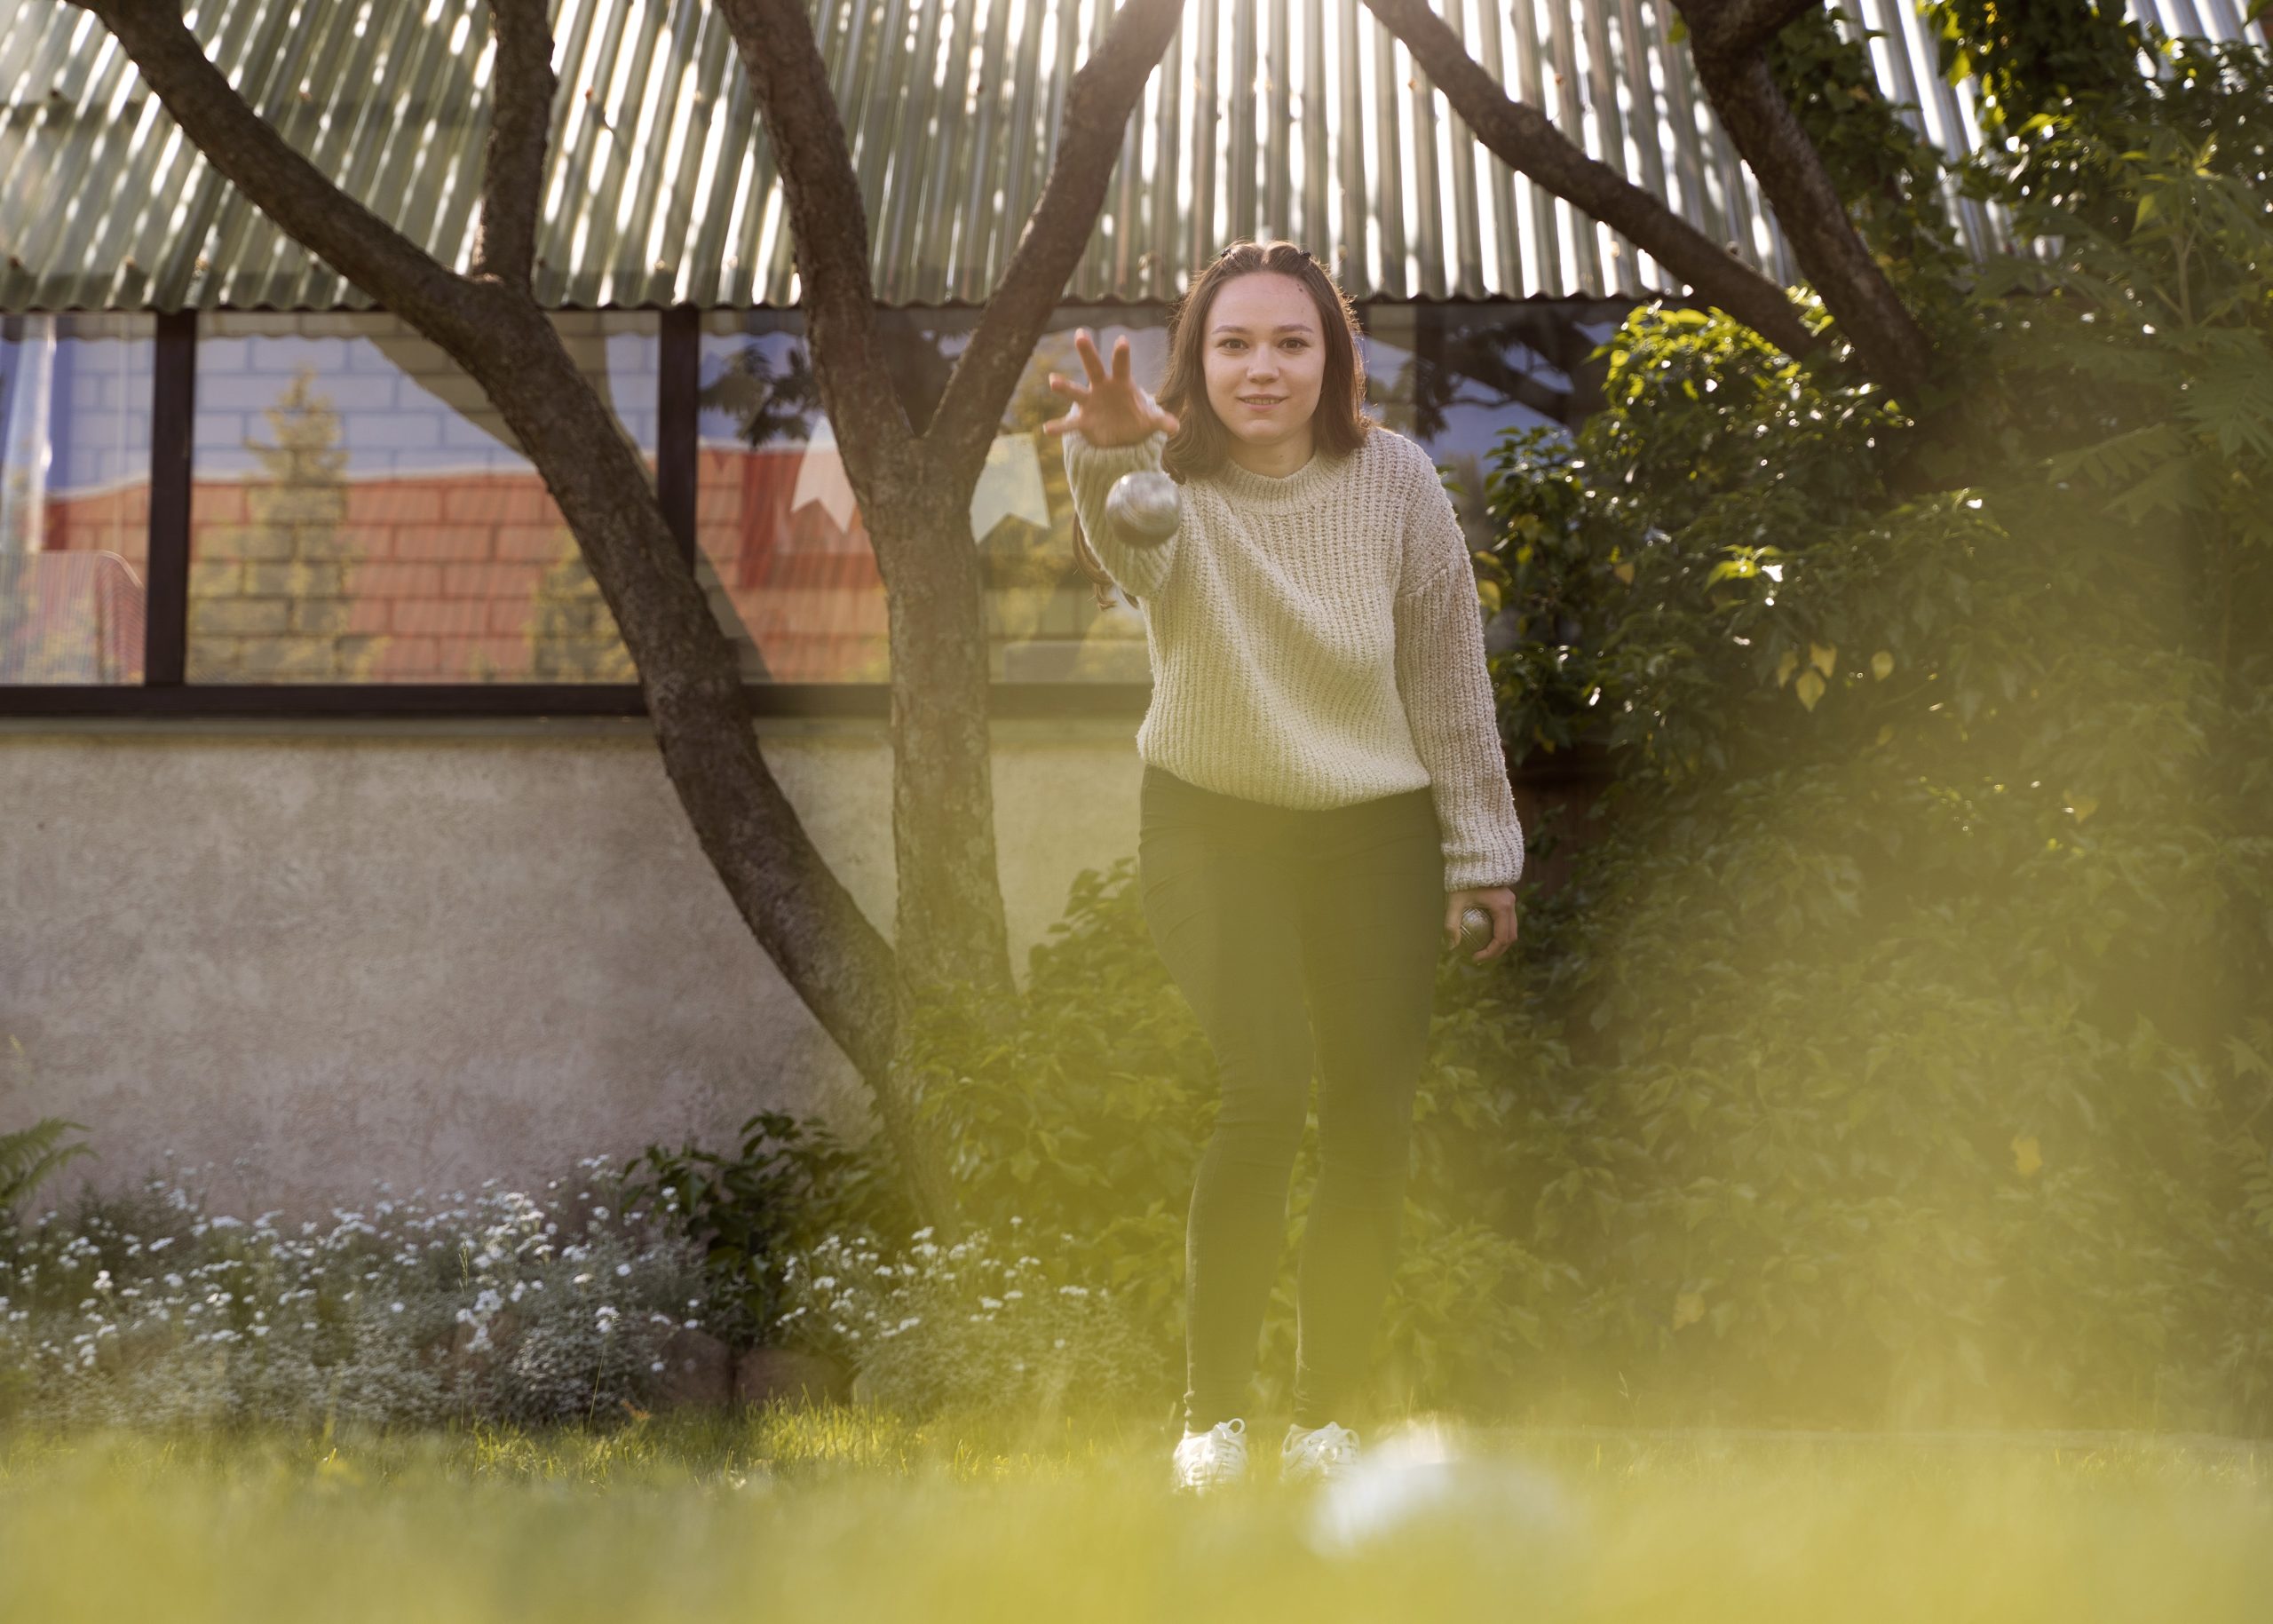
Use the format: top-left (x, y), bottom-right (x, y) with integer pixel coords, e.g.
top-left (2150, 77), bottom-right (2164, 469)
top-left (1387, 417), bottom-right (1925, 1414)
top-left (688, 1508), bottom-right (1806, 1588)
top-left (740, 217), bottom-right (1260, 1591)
top-left (1445, 887), bottom-right (1518, 964)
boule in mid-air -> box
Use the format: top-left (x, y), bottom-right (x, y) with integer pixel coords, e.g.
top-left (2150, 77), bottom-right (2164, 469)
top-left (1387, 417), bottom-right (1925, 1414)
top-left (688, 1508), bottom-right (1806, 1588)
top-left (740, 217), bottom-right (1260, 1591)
top-left (1105, 469), bottom-right (1182, 550)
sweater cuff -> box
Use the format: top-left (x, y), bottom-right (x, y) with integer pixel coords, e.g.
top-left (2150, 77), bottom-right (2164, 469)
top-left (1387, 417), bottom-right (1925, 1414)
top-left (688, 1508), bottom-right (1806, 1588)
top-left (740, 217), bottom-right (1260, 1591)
top-left (1444, 826), bottom-right (1525, 892)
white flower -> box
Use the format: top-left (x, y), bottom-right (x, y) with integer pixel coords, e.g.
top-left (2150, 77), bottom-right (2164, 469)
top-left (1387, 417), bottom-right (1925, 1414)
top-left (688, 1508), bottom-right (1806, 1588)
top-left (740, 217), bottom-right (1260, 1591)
top-left (390, 1302), bottom-right (405, 1313)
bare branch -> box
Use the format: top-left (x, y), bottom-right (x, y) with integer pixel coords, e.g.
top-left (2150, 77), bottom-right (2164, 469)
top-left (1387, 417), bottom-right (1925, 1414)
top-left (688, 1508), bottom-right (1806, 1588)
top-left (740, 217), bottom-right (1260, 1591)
top-left (716, 0), bottom-right (914, 469)
top-left (75, 0), bottom-right (479, 336)
top-left (471, 0), bottom-right (557, 289)
top-left (926, 0), bottom-right (1190, 477)
top-left (1364, 0), bottom-right (1818, 360)
top-left (1675, 2), bottom-right (1936, 402)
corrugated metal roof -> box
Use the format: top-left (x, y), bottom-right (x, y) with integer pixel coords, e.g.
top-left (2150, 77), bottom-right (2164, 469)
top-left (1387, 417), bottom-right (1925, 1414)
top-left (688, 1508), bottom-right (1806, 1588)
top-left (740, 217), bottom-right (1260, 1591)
top-left (0, 0), bottom-right (2261, 313)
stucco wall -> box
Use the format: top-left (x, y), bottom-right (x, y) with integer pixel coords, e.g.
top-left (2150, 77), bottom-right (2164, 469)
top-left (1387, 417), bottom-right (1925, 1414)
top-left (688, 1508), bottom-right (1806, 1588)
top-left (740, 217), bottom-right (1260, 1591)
top-left (0, 716), bottom-right (1144, 1218)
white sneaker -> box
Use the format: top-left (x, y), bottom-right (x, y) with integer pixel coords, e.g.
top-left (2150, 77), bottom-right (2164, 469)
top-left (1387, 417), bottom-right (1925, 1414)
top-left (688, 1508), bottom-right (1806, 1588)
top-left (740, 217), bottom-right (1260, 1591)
top-left (1281, 1420), bottom-right (1361, 1485)
top-left (1171, 1416), bottom-right (1250, 1493)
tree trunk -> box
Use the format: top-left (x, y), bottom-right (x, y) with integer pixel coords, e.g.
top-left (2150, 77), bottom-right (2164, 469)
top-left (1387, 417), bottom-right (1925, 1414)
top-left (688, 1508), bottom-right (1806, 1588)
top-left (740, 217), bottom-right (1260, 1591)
top-left (871, 479), bottom-right (1016, 997)
top-left (1679, 2), bottom-right (1938, 404)
top-left (460, 297), bottom-right (968, 1231)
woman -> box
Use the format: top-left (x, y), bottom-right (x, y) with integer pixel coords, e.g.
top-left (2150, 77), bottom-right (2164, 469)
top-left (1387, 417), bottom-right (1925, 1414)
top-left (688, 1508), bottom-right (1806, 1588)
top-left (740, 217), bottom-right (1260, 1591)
top-left (1043, 240), bottom-right (1524, 1493)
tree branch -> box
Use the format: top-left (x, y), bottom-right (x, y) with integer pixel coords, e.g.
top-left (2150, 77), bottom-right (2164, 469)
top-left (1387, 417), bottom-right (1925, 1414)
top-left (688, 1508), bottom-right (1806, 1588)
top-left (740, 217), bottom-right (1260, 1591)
top-left (1362, 0), bottom-right (1818, 360)
top-left (471, 0), bottom-right (556, 289)
top-left (1676, 0), bottom-right (1936, 403)
top-left (925, 0), bottom-right (1190, 478)
top-left (716, 0), bottom-right (915, 482)
top-left (1707, 0), bottom-right (1826, 61)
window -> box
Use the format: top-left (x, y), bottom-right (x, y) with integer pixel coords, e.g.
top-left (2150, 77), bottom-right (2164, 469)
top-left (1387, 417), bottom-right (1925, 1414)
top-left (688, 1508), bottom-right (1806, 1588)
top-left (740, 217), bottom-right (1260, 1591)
top-left (186, 310), bottom-right (657, 684)
top-left (0, 297), bottom-right (1638, 712)
top-left (697, 306), bottom-right (1162, 683)
top-left (0, 313), bottom-right (154, 684)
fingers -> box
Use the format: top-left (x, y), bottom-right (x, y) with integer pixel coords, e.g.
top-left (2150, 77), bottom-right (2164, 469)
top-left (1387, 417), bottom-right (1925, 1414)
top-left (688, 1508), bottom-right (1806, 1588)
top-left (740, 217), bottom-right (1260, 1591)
top-left (1074, 327), bottom-right (1108, 384)
top-left (1474, 895), bottom-right (1519, 963)
top-left (1442, 896), bottom-right (1465, 952)
top-left (1052, 329), bottom-right (1171, 438)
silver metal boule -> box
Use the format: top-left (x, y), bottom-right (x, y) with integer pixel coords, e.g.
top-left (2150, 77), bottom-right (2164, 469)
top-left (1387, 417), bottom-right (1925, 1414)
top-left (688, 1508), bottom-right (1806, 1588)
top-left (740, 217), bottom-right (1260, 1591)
top-left (1455, 907), bottom-right (1494, 955)
top-left (1105, 469), bottom-right (1181, 549)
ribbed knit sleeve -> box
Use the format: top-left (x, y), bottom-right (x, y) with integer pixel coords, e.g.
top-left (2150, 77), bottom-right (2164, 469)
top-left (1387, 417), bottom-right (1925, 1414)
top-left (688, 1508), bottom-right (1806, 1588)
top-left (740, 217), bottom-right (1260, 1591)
top-left (1392, 460), bottom-right (1527, 891)
top-left (1061, 426), bottom-right (1180, 600)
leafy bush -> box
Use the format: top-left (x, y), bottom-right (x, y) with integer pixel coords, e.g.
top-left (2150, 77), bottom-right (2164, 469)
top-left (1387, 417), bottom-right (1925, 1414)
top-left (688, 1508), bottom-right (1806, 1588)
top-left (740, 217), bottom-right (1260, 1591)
top-left (772, 1221), bottom-right (1160, 1421)
top-left (1463, 36), bottom-right (2273, 1432)
top-left (622, 1110), bottom-right (903, 1348)
top-left (0, 1156), bottom-right (709, 1430)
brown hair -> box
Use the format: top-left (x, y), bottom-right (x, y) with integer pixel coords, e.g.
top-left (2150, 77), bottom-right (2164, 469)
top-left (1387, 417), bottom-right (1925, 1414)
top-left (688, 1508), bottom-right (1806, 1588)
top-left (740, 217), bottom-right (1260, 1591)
top-left (1072, 239), bottom-right (1376, 608)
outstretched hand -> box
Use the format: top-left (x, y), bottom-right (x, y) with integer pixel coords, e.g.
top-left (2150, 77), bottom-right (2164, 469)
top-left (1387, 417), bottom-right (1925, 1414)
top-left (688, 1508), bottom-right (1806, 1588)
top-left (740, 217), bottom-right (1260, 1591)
top-left (1042, 329), bottom-right (1180, 448)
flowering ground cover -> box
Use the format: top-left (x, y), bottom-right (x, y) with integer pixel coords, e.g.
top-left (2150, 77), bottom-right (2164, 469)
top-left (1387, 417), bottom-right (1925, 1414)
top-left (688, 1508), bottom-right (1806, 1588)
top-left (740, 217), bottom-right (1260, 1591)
top-left (1, 1407), bottom-right (2264, 1622)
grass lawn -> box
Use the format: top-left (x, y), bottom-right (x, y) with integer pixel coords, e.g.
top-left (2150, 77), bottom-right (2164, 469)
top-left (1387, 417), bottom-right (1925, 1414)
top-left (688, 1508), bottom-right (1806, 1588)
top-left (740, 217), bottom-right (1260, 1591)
top-left (2, 1406), bottom-right (2266, 1621)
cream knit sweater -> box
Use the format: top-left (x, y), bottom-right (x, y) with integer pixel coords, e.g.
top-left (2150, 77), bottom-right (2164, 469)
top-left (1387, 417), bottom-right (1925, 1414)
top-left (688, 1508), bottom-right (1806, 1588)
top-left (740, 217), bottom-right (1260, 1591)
top-left (1063, 421), bottom-right (1525, 891)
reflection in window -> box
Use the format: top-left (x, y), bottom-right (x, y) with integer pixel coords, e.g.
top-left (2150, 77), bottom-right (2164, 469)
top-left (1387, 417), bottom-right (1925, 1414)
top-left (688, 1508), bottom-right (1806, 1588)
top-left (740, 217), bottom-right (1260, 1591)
top-left (186, 311), bottom-right (656, 683)
top-left (0, 313), bottom-right (153, 684)
top-left (1359, 299), bottom-right (1629, 556)
top-left (696, 309), bottom-right (1159, 683)
top-left (696, 313), bottom-right (883, 681)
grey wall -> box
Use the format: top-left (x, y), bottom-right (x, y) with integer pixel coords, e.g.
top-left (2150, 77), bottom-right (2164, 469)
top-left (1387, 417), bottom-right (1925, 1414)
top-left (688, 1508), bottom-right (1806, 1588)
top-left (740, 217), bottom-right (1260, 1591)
top-left (0, 716), bottom-right (1144, 1218)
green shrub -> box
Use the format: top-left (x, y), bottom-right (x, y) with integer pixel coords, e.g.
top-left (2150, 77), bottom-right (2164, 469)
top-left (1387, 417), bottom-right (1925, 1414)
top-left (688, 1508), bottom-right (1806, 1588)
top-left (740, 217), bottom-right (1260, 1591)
top-left (1466, 37), bottom-right (2273, 1432)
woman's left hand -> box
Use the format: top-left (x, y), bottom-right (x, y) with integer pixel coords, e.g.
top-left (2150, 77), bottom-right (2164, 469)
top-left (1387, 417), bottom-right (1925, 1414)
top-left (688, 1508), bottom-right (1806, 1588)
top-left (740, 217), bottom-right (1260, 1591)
top-left (1445, 886), bottom-right (1518, 963)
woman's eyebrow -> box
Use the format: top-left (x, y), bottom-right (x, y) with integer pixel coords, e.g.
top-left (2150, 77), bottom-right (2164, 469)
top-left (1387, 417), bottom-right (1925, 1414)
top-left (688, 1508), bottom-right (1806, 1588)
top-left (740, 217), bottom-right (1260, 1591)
top-left (1210, 321), bottom-right (1315, 335)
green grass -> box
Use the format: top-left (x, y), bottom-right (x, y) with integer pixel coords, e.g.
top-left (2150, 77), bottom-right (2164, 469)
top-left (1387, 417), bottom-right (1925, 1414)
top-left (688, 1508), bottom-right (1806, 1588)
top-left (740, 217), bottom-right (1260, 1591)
top-left (2, 1406), bottom-right (2267, 1621)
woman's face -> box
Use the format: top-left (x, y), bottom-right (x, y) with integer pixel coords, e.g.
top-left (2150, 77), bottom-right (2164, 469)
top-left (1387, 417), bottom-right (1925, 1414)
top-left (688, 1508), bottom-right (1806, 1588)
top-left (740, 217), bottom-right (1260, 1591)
top-left (1201, 271), bottom-right (1327, 453)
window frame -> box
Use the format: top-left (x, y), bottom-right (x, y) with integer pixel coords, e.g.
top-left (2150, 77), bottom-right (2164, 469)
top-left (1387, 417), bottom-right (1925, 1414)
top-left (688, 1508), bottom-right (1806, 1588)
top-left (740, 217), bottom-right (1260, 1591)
top-left (0, 297), bottom-right (1628, 722)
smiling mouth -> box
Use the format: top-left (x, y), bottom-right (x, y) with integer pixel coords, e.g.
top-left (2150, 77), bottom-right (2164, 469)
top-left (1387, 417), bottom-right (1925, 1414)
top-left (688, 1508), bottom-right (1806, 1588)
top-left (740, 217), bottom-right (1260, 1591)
top-left (1239, 397), bottom-right (1283, 407)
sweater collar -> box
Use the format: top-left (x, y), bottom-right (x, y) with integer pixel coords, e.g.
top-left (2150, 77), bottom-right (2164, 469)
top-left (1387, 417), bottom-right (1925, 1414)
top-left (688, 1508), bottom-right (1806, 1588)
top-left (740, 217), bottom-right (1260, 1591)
top-left (1204, 432), bottom-right (1358, 512)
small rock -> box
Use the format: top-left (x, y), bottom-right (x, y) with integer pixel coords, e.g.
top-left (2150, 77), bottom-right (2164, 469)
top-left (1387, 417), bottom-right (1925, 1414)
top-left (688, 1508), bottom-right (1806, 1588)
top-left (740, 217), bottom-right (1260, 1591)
top-left (735, 1344), bottom-right (851, 1408)
top-left (653, 1327), bottom-right (734, 1409)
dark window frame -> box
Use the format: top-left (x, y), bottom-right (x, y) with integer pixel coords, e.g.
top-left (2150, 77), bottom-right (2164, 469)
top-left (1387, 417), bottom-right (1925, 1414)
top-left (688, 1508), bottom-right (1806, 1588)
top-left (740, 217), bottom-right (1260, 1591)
top-left (0, 297), bottom-right (1629, 722)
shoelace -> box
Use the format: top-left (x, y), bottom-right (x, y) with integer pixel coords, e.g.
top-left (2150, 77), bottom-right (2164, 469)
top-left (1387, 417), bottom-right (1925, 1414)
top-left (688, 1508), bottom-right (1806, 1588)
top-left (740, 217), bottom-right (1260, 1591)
top-left (1184, 1417), bottom-right (1247, 1485)
top-left (1286, 1422), bottom-right (1359, 1473)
